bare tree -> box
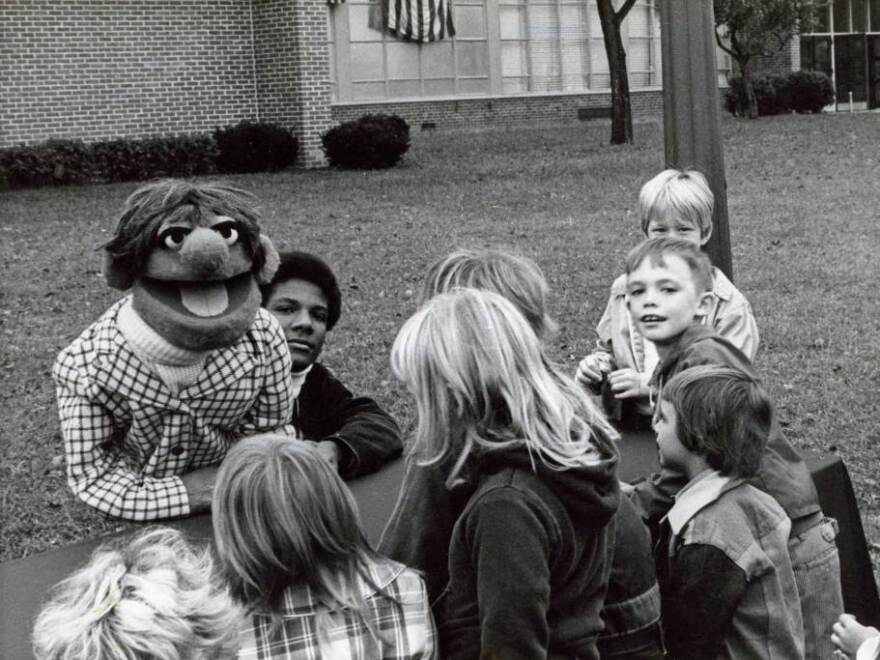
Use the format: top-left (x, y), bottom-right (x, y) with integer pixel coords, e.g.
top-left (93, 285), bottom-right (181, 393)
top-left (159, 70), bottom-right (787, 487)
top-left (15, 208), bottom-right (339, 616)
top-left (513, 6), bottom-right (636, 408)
top-left (713, 0), bottom-right (820, 118)
top-left (596, 0), bottom-right (638, 144)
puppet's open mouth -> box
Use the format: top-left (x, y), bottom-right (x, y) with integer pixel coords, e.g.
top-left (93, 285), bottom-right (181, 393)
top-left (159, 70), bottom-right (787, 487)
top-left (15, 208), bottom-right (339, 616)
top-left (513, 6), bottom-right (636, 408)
top-left (141, 272), bottom-right (253, 319)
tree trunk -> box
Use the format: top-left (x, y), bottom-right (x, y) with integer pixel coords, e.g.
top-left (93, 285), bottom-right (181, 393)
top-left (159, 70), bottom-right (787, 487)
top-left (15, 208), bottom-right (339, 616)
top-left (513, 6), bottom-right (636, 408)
top-left (740, 59), bottom-right (758, 118)
top-left (597, 0), bottom-right (633, 144)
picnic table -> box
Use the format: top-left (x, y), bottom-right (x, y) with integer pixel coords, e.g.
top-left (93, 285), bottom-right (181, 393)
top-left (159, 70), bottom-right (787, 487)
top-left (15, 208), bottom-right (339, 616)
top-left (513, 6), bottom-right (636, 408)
top-left (1, 433), bottom-right (877, 659)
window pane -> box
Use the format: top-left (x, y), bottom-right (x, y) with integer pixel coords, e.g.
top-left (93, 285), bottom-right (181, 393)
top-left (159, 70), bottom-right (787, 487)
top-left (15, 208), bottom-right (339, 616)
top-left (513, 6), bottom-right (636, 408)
top-left (350, 42), bottom-right (384, 81)
top-left (422, 41), bottom-right (455, 78)
top-left (560, 4), bottom-right (586, 39)
top-left (833, 0), bottom-right (850, 31)
top-left (387, 42), bottom-right (421, 79)
top-left (813, 2), bottom-right (831, 31)
top-left (350, 4), bottom-right (384, 41)
top-left (458, 77), bottom-right (490, 94)
top-left (628, 37), bottom-right (651, 87)
top-left (503, 76), bottom-right (529, 93)
top-left (500, 5), bottom-right (526, 39)
top-left (625, 3), bottom-right (651, 36)
top-left (456, 41), bottom-right (489, 76)
top-left (388, 80), bottom-right (422, 97)
top-left (561, 40), bottom-right (586, 89)
top-left (852, 0), bottom-right (866, 30)
top-left (590, 39), bottom-right (609, 74)
top-left (424, 78), bottom-right (455, 95)
top-left (454, 4), bottom-right (486, 38)
top-left (872, 0), bottom-right (880, 29)
top-left (502, 41), bottom-right (529, 76)
top-left (351, 81), bottom-right (387, 99)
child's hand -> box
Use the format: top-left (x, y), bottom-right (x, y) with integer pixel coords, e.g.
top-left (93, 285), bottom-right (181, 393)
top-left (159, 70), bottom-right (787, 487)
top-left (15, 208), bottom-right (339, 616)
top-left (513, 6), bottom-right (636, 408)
top-left (305, 440), bottom-right (341, 472)
top-left (608, 369), bottom-right (650, 399)
top-left (576, 354), bottom-right (612, 386)
top-left (832, 613), bottom-right (880, 657)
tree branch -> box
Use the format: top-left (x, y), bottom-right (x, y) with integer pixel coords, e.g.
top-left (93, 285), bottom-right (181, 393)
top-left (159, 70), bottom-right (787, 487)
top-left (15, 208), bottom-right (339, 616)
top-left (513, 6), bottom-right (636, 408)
top-left (615, 0), bottom-right (639, 22)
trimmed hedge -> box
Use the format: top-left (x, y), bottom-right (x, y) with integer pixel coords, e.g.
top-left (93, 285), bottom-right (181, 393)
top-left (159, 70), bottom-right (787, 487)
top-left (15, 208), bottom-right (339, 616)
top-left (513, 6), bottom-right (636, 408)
top-left (0, 121), bottom-right (298, 189)
top-left (724, 70), bottom-right (834, 117)
top-left (321, 114), bottom-right (410, 169)
top-left (213, 120), bottom-right (299, 174)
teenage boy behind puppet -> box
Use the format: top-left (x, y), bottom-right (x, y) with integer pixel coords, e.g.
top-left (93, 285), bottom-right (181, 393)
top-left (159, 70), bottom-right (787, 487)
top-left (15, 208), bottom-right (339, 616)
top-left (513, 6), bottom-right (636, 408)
top-left (625, 236), bottom-right (842, 660)
top-left (653, 365), bottom-right (804, 659)
top-left (576, 169), bottom-right (759, 430)
top-left (261, 250), bottom-right (402, 478)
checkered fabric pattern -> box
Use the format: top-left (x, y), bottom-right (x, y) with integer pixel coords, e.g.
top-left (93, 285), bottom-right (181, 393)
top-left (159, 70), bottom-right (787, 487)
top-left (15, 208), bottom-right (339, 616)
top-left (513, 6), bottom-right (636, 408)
top-left (53, 298), bottom-right (294, 521)
top-left (237, 559), bottom-right (437, 659)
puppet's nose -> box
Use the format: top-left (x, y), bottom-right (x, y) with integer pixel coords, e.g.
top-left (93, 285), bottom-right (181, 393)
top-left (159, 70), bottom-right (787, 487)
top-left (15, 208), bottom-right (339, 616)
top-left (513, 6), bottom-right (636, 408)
top-left (180, 227), bottom-right (228, 277)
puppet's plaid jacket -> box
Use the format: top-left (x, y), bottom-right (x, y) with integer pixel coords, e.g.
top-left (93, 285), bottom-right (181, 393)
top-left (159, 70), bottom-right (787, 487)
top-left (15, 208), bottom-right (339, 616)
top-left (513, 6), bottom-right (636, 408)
top-left (237, 558), bottom-right (437, 660)
top-left (52, 298), bottom-right (294, 521)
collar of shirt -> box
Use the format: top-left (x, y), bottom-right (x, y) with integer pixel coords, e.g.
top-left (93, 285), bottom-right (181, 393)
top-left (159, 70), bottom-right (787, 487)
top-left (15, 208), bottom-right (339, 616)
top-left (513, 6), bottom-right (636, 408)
top-left (275, 560), bottom-right (406, 618)
top-left (87, 298), bottom-right (268, 408)
top-left (665, 469), bottom-right (746, 536)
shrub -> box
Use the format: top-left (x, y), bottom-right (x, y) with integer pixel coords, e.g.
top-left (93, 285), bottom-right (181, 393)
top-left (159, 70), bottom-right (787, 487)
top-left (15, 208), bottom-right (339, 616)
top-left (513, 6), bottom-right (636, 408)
top-left (724, 75), bottom-right (789, 116)
top-left (0, 139), bottom-right (95, 188)
top-left (92, 134), bottom-right (217, 182)
top-left (213, 120), bottom-right (299, 173)
top-left (788, 70), bottom-right (835, 113)
top-left (321, 114), bottom-right (410, 169)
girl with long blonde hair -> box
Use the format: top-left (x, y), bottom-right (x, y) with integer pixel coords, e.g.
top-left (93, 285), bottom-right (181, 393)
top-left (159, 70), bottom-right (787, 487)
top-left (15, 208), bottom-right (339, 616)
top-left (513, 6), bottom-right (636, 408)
top-left (213, 435), bottom-right (436, 660)
top-left (390, 288), bottom-right (620, 659)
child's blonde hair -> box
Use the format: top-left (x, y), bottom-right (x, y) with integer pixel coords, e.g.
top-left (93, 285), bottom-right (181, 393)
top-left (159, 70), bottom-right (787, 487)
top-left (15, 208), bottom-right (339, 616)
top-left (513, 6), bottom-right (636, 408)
top-left (32, 528), bottom-right (241, 660)
top-left (213, 435), bottom-right (383, 636)
top-left (392, 288), bottom-right (617, 486)
top-left (638, 169), bottom-right (714, 241)
top-left (420, 248), bottom-right (558, 340)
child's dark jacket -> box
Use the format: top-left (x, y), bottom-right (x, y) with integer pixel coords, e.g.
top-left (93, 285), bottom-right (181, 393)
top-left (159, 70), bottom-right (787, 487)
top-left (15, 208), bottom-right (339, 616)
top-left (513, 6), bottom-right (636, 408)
top-left (438, 440), bottom-right (620, 660)
top-left (631, 325), bottom-right (821, 525)
top-left (380, 430), bottom-right (658, 657)
top-left (293, 362), bottom-right (402, 479)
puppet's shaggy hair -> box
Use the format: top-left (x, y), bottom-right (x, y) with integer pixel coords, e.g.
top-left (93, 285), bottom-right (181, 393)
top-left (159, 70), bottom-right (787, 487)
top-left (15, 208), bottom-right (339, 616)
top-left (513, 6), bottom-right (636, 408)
top-left (103, 179), bottom-right (267, 289)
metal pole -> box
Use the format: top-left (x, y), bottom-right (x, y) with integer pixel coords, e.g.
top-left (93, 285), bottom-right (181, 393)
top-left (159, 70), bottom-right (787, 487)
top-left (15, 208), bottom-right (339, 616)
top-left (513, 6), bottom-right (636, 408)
top-left (659, 0), bottom-right (733, 280)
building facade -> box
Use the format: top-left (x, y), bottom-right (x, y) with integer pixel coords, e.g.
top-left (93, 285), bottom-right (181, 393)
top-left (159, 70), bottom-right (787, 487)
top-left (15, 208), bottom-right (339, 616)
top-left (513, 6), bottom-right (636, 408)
top-left (3, 0), bottom-right (735, 167)
top-left (799, 0), bottom-right (880, 110)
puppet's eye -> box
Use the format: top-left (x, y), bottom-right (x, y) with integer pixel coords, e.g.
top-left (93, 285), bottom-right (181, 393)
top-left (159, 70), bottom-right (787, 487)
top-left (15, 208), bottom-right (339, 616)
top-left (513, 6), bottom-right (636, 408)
top-left (214, 222), bottom-right (239, 246)
top-left (160, 227), bottom-right (190, 250)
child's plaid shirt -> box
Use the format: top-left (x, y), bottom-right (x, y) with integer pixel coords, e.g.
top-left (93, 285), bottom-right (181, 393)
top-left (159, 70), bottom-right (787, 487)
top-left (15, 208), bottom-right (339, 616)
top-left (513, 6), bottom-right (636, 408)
top-left (237, 558), bottom-right (437, 659)
top-left (53, 298), bottom-right (294, 521)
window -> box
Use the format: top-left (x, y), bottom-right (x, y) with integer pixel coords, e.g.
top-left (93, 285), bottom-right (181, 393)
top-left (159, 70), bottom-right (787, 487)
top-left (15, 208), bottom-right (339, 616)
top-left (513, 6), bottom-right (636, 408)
top-left (329, 0), bottom-right (712, 102)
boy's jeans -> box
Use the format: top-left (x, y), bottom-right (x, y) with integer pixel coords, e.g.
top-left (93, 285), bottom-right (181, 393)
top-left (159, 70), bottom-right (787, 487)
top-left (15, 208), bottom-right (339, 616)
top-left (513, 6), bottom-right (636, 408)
top-left (789, 515), bottom-right (843, 660)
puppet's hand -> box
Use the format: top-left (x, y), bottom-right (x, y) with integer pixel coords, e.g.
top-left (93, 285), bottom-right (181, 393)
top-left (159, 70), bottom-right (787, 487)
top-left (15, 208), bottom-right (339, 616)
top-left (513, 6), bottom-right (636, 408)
top-left (181, 466), bottom-right (219, 514)
top-left (305, 440), bottom-right (341, 472)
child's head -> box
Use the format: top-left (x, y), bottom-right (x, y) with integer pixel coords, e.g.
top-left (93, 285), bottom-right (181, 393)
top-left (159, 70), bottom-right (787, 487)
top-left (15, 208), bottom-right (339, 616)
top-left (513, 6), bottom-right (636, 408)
top-left (420, 248), bottom-right (558, 340)
top-left (639, 169), bottom-right (713, 246)
top-left (391, 288), bottom-right (615, 484)
top-left (260, 250), bottom-right (342, 371)
top-left (624, 237), bottom-right (714, 345)
top-left (32, 528), bottom-right (241, 660)
top-left (656, 365), bottom-right (771, 478)
top-left (213, 434), bottom-right (373, 617)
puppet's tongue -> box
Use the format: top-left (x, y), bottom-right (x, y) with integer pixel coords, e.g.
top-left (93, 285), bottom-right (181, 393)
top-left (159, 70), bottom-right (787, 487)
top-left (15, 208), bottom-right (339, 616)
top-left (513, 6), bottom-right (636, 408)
top-left (178, 282), bottom-right (229, 317)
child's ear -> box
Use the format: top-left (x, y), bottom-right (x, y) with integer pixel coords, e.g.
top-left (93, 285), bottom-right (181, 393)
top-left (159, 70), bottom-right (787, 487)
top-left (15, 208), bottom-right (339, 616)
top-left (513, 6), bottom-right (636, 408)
top-left (102, 252), bottom-right (135, 290)
top-left (696, 291), bottom-right (715, 317)
top-left (256, 235), bottom-right (280, 285)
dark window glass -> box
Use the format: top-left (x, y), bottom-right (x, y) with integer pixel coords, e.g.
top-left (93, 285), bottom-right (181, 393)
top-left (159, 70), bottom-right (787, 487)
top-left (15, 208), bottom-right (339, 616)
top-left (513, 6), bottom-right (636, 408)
top-left (834, 0), bottom-right (850, 31)
top-left (852, 0), bottom-right (866, 30)
top-left (813, 1), bottom-right (831, 31)
top-left (871, 0), bottom-right (880, 30)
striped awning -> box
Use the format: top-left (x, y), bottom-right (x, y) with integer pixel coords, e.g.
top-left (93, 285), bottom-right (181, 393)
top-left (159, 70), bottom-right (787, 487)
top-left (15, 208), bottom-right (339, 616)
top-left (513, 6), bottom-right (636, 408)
top-left (367, 0), bottom-right (455, 43)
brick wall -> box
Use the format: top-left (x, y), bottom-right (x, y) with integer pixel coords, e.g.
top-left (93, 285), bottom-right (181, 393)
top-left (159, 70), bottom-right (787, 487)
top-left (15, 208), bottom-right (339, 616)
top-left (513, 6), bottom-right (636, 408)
top-left (1, 0), bottom-right (258, 147)
top-left (331, 89), bottom-right (664, 129)
top-left (252, 0), bottom-right (333, 167)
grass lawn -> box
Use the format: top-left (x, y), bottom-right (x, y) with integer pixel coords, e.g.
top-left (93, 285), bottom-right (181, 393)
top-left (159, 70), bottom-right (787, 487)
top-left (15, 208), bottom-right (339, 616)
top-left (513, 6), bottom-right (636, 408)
top-left (1, 113), bottom-right (879, 579)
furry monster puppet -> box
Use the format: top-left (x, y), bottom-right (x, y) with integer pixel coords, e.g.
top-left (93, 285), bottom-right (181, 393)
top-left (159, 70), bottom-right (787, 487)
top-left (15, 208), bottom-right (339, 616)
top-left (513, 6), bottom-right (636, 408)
top-left (53, 180), bottom-right (295, 521)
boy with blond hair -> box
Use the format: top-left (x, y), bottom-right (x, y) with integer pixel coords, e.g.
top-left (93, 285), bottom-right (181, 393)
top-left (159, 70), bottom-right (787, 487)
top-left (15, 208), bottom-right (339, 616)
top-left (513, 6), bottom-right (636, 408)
top-left (653, 365), bottom-right (804, 659)
top-left (577, 169), bottom-right (759, 429)
top-left (624, 237), bottom-right (842, 659)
